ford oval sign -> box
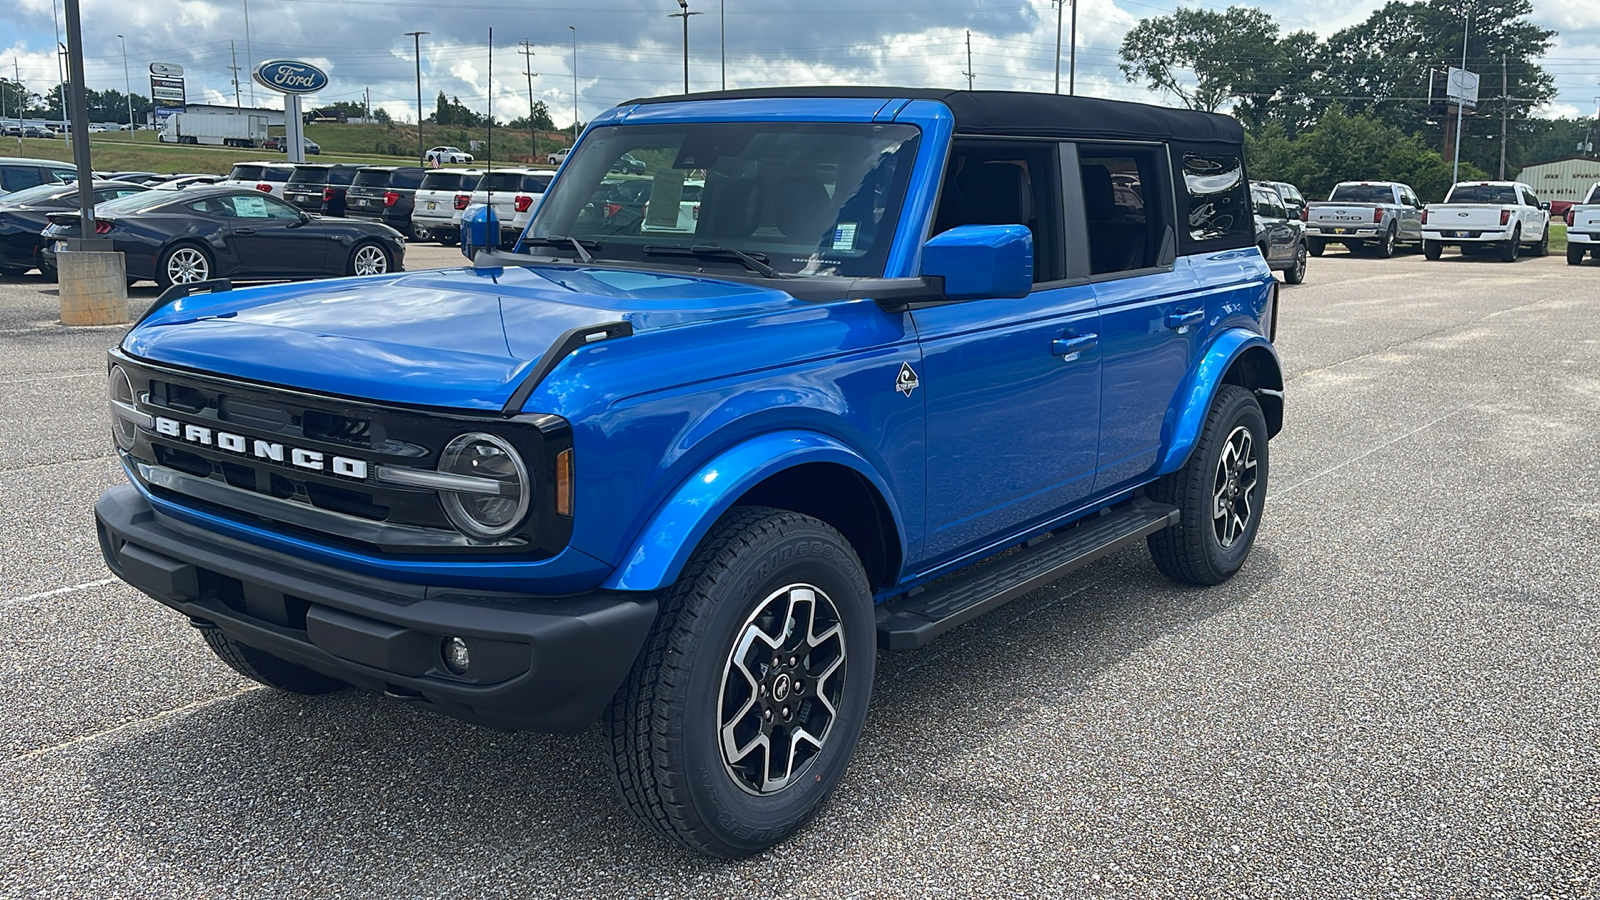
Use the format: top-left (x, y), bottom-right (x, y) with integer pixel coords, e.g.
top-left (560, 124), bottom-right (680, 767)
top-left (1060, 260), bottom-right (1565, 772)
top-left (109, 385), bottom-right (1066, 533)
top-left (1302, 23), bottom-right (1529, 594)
top-left (252, 60), bottom-right (328, 94)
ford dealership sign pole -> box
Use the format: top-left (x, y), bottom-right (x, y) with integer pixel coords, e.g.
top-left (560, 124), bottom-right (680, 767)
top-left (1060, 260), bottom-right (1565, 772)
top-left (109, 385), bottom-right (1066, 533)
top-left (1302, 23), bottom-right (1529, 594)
top-left (252, 60), bottom-right (328, 163)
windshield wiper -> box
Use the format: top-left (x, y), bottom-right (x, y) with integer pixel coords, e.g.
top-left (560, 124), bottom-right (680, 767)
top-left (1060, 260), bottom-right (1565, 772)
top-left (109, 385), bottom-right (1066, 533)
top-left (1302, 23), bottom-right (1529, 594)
top-left (522, 235), bottom-right (598, 263)
top-left (643, 244), bottom-right (781, 278)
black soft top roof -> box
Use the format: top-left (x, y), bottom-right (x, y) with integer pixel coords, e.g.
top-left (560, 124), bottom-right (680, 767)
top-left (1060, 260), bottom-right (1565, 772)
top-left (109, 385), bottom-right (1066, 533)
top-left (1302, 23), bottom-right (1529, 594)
top-left (624, 87), bottom-right (1242, 146)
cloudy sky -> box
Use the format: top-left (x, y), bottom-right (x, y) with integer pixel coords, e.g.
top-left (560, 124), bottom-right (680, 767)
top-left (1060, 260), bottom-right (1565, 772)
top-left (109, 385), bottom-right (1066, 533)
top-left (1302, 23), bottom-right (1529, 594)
top-left (4, 0), bottom-right (1599, 126)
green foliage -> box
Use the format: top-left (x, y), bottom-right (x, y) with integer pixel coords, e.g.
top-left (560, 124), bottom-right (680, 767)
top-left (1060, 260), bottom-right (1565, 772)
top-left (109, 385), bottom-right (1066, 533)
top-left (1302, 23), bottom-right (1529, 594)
top-left (0, 78), bottom-right (39, 117)
top-left (430, 92), bottom-right (486, 128)
top-left (39, 84), bottom-right (152, 123)
top-left (1119, 6), bottom-right (1309, 114)
top-left (1246, 107), bottom-right (1484, 202)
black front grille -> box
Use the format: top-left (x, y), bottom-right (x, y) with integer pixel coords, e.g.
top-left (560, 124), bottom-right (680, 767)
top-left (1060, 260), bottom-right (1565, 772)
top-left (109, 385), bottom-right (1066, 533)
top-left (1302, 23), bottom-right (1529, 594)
top-left (114, 351), bottom-right (573, 558)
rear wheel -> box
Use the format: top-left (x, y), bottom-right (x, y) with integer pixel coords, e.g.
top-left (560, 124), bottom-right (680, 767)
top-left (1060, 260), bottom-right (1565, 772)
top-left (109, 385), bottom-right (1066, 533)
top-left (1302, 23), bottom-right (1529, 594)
top-left (156, 243), bottom-right (212, 290)
top-left (1569, 245), bottom-right (1588, 266)
top-left (201, 627), bottom-right (348, 694)
top-left (348, 241), bottom-right (392, 276)
top-left (605, 507), bottom-right (875, 857)
top-left (1307, 238), bottom-right (1325, 257)
top-left (1147, 385), bottom-right (1269, 586)
top-left (1283, 242), bottom-right (1308, 285)
top-left (1423, 240), bottom-right (1443, 260)
top-left (1500, 226), bottom-right (1521, 262)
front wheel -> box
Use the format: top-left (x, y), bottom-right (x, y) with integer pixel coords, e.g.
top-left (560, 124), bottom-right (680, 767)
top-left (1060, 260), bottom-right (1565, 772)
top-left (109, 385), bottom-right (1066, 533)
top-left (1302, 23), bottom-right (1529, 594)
top-left (348, 241), bottom-right (392, 276)
top-left (1146, 385), bottom-right (1269, 586)
top-left (1423, 239), bottom-right (1443, 260)
top-left (1569, 245), bottom-right (1588, 266)
top-left (605, 507), bottom-right (875, 858)
top-left (1283, 242), bottom-right (1308, 285)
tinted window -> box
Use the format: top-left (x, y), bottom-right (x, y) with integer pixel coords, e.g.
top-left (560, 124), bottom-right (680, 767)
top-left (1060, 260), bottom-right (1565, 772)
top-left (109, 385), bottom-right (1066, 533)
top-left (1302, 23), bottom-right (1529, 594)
top-left (288, 167), bottom-right (331, 185)
top-left (352, 170), bottom-right (393, 188)
top-left (1, 166), bottom-right (46, 192)
top-left (1181, 153), bottom-right (1249, 244)
top-left (479, 172), bottom-right (523, 193)
top-left (1444, 184), bottom-right (1519, 204)
top-left (227, 164), bottom-right (265, 182)
top-left (522, 174), bottom-right (554, 193)
top-left (48, 168), bottom-right (77, 183)
top-left (1587, 185), bottom-right (1600, 205)
top-left (263, 166), bottom-right (294, 183)
top-left (1328, 184), bottom-right (1397, 204)
top-left (388, 169), bottom-right (424, 189)
top-left (93, 187), bottom-right (145, 203)
top-left (1083, 146), bottom-right (1172, 275)
top-left (1252, 186), bottom-right (1286, 219)
top-left (419, 172), bottom-right (470, 191)
top-left (327, 167), bottom-right (358, 186)
top-left (933, 141), bottom-right (1062, 282)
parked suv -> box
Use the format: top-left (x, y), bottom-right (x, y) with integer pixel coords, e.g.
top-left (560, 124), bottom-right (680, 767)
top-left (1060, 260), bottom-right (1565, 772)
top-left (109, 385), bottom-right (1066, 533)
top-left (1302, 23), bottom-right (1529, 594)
top-left (95, 88), bottom-right (1282, 859)
top-left (412, 168), bottom-right (482, 244)
top-left (450, 167), bottom-right (554, 246)
top-left (1251, 181), bottom-right (1308, 284)
top-left (344, 166), bottom-right (426, 237)
top-left (283, 164), bottom-right (363, 216)
top-left (219, 161), bottom-right (296, 199)
top-left (1566, 181), bottom-right (1600, 265)
top-left (0, 158), bottom-right (78, 197)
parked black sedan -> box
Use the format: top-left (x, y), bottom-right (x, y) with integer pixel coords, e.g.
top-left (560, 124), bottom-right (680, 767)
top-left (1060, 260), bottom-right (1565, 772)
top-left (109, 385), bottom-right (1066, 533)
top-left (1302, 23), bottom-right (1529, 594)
top-left (0, 180), bottom-right (148, 276)
top-left (40, 185), bottom-right (405, 288)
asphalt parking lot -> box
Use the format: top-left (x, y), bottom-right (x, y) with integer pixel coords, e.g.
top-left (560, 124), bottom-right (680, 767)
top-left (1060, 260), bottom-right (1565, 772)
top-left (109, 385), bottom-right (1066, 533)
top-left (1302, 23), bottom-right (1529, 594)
top-left (2, 249), bottom-right (1597, 897)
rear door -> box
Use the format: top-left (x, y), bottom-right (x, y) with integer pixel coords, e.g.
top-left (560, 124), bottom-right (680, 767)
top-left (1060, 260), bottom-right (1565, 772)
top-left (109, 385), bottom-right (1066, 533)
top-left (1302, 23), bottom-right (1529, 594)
top-left (913, 139), bottom-right (1102, 566)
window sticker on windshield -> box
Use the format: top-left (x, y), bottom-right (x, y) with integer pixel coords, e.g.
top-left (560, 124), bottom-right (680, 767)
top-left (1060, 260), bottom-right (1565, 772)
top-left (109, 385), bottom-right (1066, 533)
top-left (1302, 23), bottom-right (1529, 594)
top-left (832, 222), bottom-right (857, 251)
top-left (645, 170), bottom-right (686, 229)
top-left (234, 196), bottom-right (269, 218)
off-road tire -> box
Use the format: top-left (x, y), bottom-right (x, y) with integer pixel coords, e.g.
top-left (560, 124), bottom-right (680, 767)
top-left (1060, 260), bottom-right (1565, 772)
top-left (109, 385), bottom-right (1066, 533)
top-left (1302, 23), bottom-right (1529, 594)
top-left (1307, 238), bottom-right (1325, 257)
top-left (1376, 225), bottom-right (1397, 259)
top-left (1146, 385), bottom-right (1269, 586)
top-left (1500, 226), bottom-right (1521, 262)
top-left (201, 628), bottom-right (349, 694)
top-left (604, 506), bottom-right (875, 858)
top-left (1283, 242), bottom-right (1308, 285)
top-left (1569, 245), bottom-right (1587, 266)
top-left (1423, 240), bottom-right (1443, 260)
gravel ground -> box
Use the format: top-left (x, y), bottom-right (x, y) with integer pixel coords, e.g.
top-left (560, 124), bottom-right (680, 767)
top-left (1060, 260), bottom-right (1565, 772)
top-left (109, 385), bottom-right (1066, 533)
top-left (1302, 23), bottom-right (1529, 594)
top-left (1, 249), bottom-right (1598, 898)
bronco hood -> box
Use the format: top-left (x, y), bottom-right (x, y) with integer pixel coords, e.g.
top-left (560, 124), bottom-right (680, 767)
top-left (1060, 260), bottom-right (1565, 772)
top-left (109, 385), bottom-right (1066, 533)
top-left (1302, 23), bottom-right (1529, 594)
top-left (122, 265), bottom-right (808, 411)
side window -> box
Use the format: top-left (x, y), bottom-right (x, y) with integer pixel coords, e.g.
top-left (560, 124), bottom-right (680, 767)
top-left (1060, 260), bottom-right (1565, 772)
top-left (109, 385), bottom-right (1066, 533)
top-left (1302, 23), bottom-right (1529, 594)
top-left (1, 166), bottom-right (45, 192)
top-left (259, 196), bottom-right (304, 219)
top-left (932, 140), bottom-right (1063, 282)
top-left (49, 168), bottom-right (77, 184)
top-left (1077, 144), bottom-right (1172, 276)
top-left (1524, 188), bottom-right (1540, 208)
top-left (1176, 151), bottom-right (1250, 250)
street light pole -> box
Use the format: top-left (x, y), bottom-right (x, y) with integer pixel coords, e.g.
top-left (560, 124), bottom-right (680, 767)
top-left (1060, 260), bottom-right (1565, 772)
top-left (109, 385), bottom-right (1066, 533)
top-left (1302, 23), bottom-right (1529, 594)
top-left (720, 0), bottom-right (726, 90)
top-left (670, 0), bottom-right (702, 95)
top-left (406, 31), bottom-right (428, 164)
top-left (570, 26), bottom-right (578, 142)
top-left (1068, 0), bottom-right (1077, 95)
top-left (51, 0), bottom-right (67, 139)
top-left (243, 0), bottom-right (254, 106)
top-left (118, 34), bottom-right (133, 132)
top-left (1452, 10), bottom-right (1470, 184)
top-left (1053, 0), bottom-right (1062, 94)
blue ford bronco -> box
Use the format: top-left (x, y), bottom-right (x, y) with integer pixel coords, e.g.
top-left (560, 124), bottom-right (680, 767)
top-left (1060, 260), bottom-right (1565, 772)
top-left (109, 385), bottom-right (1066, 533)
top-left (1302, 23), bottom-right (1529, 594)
top-left (97, 87), bottom-right (1281, 857)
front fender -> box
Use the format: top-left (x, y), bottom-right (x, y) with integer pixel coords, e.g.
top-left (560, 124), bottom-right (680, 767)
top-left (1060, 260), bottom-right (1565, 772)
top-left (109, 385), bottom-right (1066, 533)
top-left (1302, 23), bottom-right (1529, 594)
top-left (1157, 328), bottom-right (1282, 476)
top-left (603, 430), bottom-right (907, 592)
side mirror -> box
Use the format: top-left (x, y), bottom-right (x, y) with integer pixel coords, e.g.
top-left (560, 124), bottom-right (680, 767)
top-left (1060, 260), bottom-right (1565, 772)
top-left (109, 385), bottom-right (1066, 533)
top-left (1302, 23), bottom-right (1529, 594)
top-left (461, 203), bottom-right (498, 260)
top-left (1540, 201), bottom-right (1551, 211)
top-left (922, 225), bottom-right (1033, 301)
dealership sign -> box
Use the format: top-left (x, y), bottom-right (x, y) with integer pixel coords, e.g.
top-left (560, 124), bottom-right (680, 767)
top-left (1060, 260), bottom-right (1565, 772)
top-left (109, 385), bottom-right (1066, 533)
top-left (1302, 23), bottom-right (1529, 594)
top-left (148, 62), bottom-right (184, 78)
top-left (252, 60), bottom-right (328, 94)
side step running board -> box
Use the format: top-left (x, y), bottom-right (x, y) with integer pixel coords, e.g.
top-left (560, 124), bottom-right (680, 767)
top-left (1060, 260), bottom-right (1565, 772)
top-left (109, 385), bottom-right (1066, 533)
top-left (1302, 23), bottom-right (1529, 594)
top-left (875, 498), bottom-right (1180, 651)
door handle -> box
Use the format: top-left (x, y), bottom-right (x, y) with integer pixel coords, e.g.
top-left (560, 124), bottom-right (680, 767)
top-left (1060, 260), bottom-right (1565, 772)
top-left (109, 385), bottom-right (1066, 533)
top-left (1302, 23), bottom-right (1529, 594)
top-left (234, 228), bottom-right (256, 235)
top-left (1166, 309), bottom-right (1204, 330)
top-left (1051, 333), bottom-right (1098, 360)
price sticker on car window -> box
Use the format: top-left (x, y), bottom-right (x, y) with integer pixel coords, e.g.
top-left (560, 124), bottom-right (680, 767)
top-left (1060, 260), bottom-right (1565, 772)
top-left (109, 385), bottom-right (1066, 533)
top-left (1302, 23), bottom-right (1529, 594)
top-left (645, 171), bottom-right (686, 229)
top-left (832, 222), bottom-right (857, 251)
top-left (234, 196), bottom-right (269, 218)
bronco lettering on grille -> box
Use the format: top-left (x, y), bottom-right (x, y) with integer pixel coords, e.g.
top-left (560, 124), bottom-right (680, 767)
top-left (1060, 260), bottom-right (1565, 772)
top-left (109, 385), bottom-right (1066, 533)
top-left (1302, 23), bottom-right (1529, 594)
top-left (151, 415), bottom-right (369, 479)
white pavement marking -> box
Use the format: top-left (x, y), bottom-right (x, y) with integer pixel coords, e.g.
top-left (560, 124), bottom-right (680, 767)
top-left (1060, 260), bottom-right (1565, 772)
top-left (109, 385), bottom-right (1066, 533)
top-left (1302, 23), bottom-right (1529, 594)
top-left (7, 687), bottom-right (259, 763)
top-left (0, 372), bottom-right (97, 386)
top-left (1272, 405), bottom-right (1474, 501)
top-left (1, 577), bottom-right (120, 610)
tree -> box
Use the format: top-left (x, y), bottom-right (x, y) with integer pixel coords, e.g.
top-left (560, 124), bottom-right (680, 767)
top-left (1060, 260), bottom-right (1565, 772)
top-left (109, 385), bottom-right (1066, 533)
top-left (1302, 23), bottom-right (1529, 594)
top-left (1246, 105), bottom-right (1483, 201)
top-left (508, 101), bottom-right (555, 132)
top-left (430, 92), bottom-right (484, 128)
top-left (1119, 7), bottom-right (1316, 115)
top-left (0, 78), bottom-right (41, 118)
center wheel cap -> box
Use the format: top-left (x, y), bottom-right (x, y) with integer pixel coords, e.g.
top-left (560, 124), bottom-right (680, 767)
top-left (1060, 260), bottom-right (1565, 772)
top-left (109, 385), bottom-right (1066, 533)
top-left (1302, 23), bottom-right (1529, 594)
top-left (772, 673), bottom-right (791, 702)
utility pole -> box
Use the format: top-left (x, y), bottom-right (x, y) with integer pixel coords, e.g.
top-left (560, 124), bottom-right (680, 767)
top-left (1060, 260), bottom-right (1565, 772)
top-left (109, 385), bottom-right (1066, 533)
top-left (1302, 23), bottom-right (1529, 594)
top-left (1499, 55), bottom-right (1507, 180)
top-left (569, 26), bottom-right (578, 142)
top-left (1068, 0), bottom-right (1078, 95)
top-left (1452, 10), bottom-right (1469, 184)
top-left (229, 41), bottom-right (242, 109)
top-left (720, 0), bottom-right (726, 91)
top-left (519, 40), bottom-right (538, 163)
top-left (406, 31), bottom-right (428, 164)
top-left (242, 0), bottom-right (254, 106)
top-left (1053, 0), bottom-right (1062, 94)
top-left (364, 86), bottom-right (370, 122)
top-left (962, 30), bottom-right (974, 91)
top-left (51, 0), bottom-right (67, 140)
top-left (118, 34), bottom-right (133, 132)
top-left (670, 0), bottom-right (702, 95)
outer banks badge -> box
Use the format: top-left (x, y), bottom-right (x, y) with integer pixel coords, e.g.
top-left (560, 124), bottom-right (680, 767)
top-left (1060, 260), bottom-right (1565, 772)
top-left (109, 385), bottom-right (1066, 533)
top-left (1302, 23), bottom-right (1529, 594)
top-left (895, 362), bottom-right (920, 398)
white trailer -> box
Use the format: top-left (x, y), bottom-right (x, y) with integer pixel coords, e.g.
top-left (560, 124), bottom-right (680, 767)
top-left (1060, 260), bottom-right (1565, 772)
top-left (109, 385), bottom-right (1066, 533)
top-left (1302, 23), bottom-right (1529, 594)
top-left (159, 113), bottom-right (269, 148)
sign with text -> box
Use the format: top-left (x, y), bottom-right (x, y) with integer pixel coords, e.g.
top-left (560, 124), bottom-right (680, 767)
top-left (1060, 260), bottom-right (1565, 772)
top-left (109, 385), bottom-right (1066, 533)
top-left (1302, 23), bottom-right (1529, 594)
top-left (252, 60), bottom-right (328, 94)
top-left (150, 75), bottom-right (186, 111)
top-left (148, 62), bottom-right (184, 78)
top-left (1447, 67), bottom-right (1479, 109)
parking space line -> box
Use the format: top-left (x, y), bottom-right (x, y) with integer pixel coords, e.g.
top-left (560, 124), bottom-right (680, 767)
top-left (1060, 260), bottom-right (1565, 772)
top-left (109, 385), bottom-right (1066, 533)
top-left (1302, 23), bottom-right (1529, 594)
top-left (0, 372), bottom-right (96, 386)
top-left (7, 686), bottom-right (259, 764)
top-left (1, 452), bottom-right (118, 474)
top-left (1, 577), bottom-right (120, 610)
top-left (1272, 405), bottom-right (1474, 500)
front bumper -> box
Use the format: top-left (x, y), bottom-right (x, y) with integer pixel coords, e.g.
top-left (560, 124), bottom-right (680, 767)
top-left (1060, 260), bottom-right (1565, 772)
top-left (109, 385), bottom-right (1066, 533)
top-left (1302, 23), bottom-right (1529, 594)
top-left (96, 484), bottom-right (656, 733)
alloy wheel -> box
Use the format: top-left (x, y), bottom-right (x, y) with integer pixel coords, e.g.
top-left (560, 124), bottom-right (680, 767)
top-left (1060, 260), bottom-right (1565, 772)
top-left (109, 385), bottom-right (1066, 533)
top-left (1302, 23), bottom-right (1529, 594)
top-left (717, 583), bottom-right (847, 795)
top-left (166, 247), bottom-right (209, 284)
top-left (1212, 425), bottom-right (1259, 549)
top-left (352, 244), bottom-right (389, 275)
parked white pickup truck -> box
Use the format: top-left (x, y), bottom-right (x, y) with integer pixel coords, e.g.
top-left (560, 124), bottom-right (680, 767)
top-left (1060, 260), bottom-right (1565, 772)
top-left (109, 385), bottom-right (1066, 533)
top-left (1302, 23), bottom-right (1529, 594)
top-left (1305, 181), bottom-right (1425, 258)
top-left (1565, 181), bottom-right (1600, 266)
top-left (1423, 180), bottom-right (1551, 262)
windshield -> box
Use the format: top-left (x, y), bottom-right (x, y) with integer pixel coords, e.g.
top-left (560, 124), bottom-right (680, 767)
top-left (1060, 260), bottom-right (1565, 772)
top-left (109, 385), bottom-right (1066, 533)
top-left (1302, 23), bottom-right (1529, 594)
top-left (287, 167), bottom-right (330, 185)
top-left (1328, 184), bottom-right (1394, 204)
top-left (528, 121), bottom-right (922, 278)
top-left (97, 191), bottom-right (180, 214)
top-left (227, 164), bottom-right (265, 182)
top-left (1444, 184), bottom-right (1519, 204)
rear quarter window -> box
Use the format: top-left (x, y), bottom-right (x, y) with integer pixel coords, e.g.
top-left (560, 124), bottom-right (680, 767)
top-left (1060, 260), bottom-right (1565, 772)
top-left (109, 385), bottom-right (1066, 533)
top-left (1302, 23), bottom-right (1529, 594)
top-left (352, 170), bottom-right (393, 188)
top-left (263, 167), bottom-right (295, 183)
top-left (1176, 150), bottom-right (1251, 252)
top-left (480, 172), bottom-right (522, 193)
top-left (419, 172), bottom-right (464, 191)
top-left (522, 174), bottom-right (554, 193)
top-left (388, 170), bottom-right (424, 190)
top-left (227, 165), bottom-right (265, 182)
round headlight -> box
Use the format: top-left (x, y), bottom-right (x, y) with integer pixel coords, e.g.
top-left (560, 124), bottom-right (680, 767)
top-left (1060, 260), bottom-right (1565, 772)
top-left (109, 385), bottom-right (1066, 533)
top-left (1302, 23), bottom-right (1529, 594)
top-left (437, 432), bottom-right (530, 540)
top-left (108, 365), bottom-right (137, 452)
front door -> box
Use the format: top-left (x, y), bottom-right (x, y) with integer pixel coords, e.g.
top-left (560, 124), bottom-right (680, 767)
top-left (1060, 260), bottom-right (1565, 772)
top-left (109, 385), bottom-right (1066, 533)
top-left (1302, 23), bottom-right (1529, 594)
top-left (223, 193), bottom-right (327, 275)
